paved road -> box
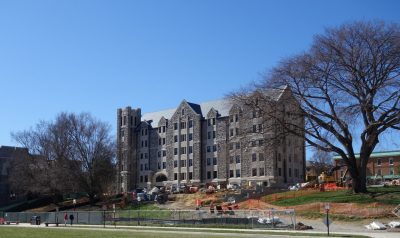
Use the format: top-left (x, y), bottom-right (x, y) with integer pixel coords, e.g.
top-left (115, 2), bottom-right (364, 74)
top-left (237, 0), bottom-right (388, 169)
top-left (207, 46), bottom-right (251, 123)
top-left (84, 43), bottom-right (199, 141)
top-left (1, 223), bottom-right (399, 238)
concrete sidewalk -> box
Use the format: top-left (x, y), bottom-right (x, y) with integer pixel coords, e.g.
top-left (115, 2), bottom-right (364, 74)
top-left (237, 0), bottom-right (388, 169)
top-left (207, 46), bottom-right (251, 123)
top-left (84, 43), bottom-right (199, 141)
top-left (2, 222), bottom-right (399, 238)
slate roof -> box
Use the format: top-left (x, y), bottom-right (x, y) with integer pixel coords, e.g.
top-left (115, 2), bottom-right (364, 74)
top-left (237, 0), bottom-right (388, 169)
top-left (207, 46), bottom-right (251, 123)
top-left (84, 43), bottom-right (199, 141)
top-left (141, 87), bottom-right (287, 127)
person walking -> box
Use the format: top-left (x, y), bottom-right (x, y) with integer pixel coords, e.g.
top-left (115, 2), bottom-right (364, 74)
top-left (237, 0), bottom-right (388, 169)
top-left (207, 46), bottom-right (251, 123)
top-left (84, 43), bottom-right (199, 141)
top-left (69, 214), bottom-right (74, 226)
top-left (64, 213), bottom-right (68, 226)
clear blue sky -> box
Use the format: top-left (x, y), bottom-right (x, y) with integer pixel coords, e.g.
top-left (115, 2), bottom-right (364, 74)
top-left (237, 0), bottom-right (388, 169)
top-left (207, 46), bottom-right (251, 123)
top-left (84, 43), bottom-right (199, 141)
top-left (1, 0), bottom-right (399, 153)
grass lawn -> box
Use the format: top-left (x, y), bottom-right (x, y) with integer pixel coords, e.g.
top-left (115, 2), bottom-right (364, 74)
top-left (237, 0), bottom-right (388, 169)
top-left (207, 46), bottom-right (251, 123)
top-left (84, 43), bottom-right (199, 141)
top-left (263, 186), bottom-right (400, 206)
top-left (0, 227), bottom-right (369, 238)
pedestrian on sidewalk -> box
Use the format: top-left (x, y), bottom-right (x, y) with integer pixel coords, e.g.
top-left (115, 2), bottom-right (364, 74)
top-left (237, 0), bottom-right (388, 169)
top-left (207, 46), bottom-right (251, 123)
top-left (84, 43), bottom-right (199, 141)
top-left (63, 213), bottom-right (68, 226)
top-left (69, 214), bottom-right (74, 226)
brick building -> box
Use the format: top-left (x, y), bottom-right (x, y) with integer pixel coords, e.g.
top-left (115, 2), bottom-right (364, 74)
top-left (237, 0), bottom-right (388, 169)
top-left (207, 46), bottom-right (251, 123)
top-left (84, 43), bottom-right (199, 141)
top-left (116, 87), bottom-right (306, 192)
top-left (333, 150), bottom-right (400, 182)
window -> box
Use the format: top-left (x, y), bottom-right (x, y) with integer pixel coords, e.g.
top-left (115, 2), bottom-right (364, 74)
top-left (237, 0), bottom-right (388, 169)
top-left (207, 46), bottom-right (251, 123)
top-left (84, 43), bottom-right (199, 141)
top-left (189, 159), bottom-right (193, 167)
top-left (180, 122), bottom-right (186, 129)
top-left (230, 129), bottom-right (234, 137)
top-left (145, 140), bottom-right (147, 147)
top-left (236, 155), bottom-right (241, 163)
top-left (144, 153), bottom-right (147, 158)
top-left (123, 116), bottom-right (126, 125)
top-left (278, 153), bottom-right (281, 161)
top-left (181, 160), bottom-right (186, 167)
top-left (230, 115), bottom-right (233, 123)
top-left (189, 120), bottom-right (193, 128)
top-left (236, 142), bottom-right (240, 149)
top-left (140, 164), bottom-right (143, 171)
top-left (162, 162), bottom-right (166, 169)
top-left (213, 131), bottom-right (216, 138)
top-left (174, 173), bottom-right (178, 180)
top-left (207, 146), bottom-right (211, 152)
top-left (158, 162), bottom-right (161, 170)
top-left (163, 126), bottom-right (166, 132)
top-left (213, 157), bottom-right (217, 165)
top-left (181, 173), bottom-right (186, 180)
top-left (158, 151), bottom-right (161, 158)
top-left (259, 153), bottom-right (264, 161)
top-left (252, 168), bottom-right (257, 176)
top-left (235, 128), bottom-right (239, 136)
top-left (140, 153), bottom-right (143, 159)
top-left (180, 147), bottom-right (186, 154)
top-left (174, 123), bottom-right (178, 130)
top-left (158, 127), bottom-right (161, 133)
top-left (180, 134), bottom-right (186, 141)
top-left (174, 148), bottom-right (178, 155)
top-left (258, 124), bottom-right (263, 132)
top-left (252, 153), bottom-right (257, 162)
top-left (140, 176), bottom-right (143, 182)
top-left (251, 141), bottom-right (256, 147)
top-left (252, 110), bottom-right (256, 118)
top-left (213, 145), bottom-right (217, 152)
top-left (389, 158), bottom-right (394, 165)
top-left (189, 172), bottom-right (193, 180)
top-left (189, 133), bottom-right (193, 141)
top-left (163, 138), bottom-right (166, 145)
top-left (377, 169), bottom-right (382, 176)
top-left (207, 171), bottom-right (211, 179)
top-left (229, 170), bottom-right (234, 178)
top-left (235, 114), bottom-right (238, 122)
top-left (162, 150), bottom-right (166, 157)
top-left (144, 164), bottom-right (148, 170)
top-left (208, 131), bottom-right (211, 139)
top-left (278, 168), bottom-right (282, 176)
top-left (159, 138), bottom-right (161, 145)
top-left (377, 159), bottom-right (382, 166)
top-left (144, 175), bottom-right (148, 182)
top-left (213, 171), bottom-right (217, 178)
top-left (259, 168), bottom-right (265, 176)
top-left (189, 146), bottom-right (193, 154)
top-left (253, 125), bottom-right (257, 132)
top-left (236, 169), bottom-right (241, 177)
top-left (181, 109), bottom-right (185, 115)
top-left (174, 135), bottom-right (178, 143)
top-left (207, 158), bottom-right (211, 166)
top-left (390, 168), bottom-right (394, 175)
top-left (174, 160), bottom-right (178, 168)
top-left (208, 119), bottom-right (211, 126)
top-left (258, 139), bottom-right (263, 146)
top-left (212, 118), bottom-right (215, 125)
top-left (225, 156), bottom-right (232, 164)
top-left (229, 143), bottom-right (233, 150)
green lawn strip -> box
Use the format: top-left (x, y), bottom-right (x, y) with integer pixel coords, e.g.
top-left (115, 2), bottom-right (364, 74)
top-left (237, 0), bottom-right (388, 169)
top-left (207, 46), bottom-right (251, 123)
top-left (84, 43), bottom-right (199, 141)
top-left (264, 187), bottom-right (400, 206)
top-left (0, 227), bottom-right (219, 238)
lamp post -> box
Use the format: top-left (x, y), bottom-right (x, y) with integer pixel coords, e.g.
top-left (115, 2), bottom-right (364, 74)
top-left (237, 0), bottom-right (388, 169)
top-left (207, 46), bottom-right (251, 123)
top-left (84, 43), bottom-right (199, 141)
top-left (325, 203), bottom-right (330, 236)
top-left (73, 199), bottom-right (77, 211)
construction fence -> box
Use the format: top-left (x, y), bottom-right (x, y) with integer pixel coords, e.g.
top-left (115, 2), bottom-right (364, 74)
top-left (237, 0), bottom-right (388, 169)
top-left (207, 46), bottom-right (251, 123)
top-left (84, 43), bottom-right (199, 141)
top-left (1, 209), bottom-right (296, 230)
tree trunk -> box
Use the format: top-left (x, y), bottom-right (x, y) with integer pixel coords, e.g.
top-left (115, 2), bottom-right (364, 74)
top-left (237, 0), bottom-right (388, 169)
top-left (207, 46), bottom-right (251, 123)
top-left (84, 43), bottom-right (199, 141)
top-left (352, 174), bottom-right (367, 193)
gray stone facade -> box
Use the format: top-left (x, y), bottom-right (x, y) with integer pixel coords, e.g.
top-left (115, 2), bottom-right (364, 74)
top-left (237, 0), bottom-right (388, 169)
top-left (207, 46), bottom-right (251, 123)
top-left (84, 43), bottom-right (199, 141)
top-left (117, 88), bottom-right (306, 193)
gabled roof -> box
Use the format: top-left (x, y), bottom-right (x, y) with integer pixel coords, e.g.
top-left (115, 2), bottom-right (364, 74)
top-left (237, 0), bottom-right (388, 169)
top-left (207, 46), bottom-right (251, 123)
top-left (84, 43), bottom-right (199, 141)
top-left (142, 99), bottom-right (232, 127)
top-left (140, 87), bottom-right (287, 127)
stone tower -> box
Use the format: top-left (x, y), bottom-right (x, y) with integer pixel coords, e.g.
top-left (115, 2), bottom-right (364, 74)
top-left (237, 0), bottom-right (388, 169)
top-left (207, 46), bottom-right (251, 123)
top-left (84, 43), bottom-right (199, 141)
top-left (117, 106), bottom-right (141, 193)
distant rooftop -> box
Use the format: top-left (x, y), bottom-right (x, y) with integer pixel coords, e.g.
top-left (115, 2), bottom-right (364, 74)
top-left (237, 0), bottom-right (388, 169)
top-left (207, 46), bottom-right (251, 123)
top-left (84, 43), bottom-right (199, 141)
top-left (333, 150), bottom-right (400, 160)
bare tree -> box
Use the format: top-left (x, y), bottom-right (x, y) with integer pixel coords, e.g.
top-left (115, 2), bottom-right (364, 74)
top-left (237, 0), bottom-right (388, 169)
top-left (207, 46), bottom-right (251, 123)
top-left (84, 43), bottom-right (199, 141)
top-left (232, 21), bottom-right (400, 193)
top-left (11, 112), bottom-right (115, 201)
